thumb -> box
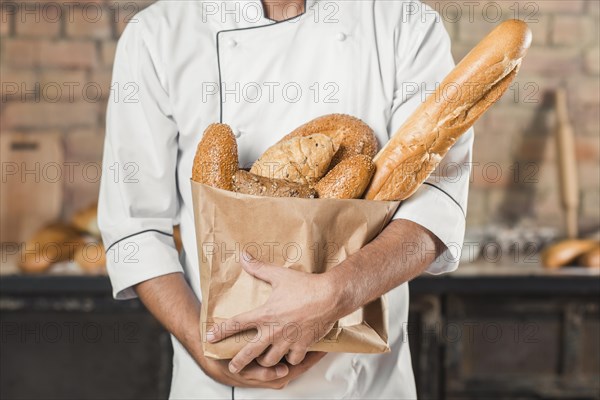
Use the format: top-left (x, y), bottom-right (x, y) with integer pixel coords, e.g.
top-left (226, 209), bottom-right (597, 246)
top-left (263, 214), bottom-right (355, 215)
top-left (241, 252), bottom-right (282, 284)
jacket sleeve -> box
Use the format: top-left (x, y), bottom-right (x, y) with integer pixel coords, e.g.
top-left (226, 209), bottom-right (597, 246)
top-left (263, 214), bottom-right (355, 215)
top-left (389, 3), bottom-right (474, 274)
top-left (98, 20), bottom-right (183, 300)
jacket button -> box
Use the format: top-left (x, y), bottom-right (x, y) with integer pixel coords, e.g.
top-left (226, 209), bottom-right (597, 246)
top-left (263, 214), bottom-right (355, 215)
top-left (336, 32), bottom-right (347, 41)
top-left (227, 38), bottom-right (237, 47)
top-left (234, 129), bottom-right (242, 138)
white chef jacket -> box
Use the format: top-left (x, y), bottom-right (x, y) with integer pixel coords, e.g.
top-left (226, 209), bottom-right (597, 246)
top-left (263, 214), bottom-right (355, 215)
top-left (98, 0), bottom-right (473, 398)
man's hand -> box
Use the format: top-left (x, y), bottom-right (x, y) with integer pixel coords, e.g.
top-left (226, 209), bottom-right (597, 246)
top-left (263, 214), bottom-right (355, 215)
top-left (206, 255), bottom-right (341, 373)
top-left (198, 351), bottom-right (326, 389)
top-left (208, 219), bottom-right (444, 373)
top-left (134, 273), bottom-right (324, 389)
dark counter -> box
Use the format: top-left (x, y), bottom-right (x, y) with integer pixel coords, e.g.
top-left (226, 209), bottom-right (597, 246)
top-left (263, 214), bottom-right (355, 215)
top-left (1, 269), bottom-right (599, 400)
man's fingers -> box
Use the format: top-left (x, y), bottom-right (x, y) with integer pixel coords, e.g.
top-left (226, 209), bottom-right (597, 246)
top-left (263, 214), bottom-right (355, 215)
top-left (238, 362), bottom-right (289, 382)
top-left (289, 351), bottom-right (327, 374)
top-left (285, 347), bottom-right (308, 366)
top-left (241, 253), bottom-right (284, 284)
top-left (257, 343), bottom-right (290, 367)
top-left (229, 341), bottom-right (270, 374)
top-left (206, 311), bottom-right (257, 343)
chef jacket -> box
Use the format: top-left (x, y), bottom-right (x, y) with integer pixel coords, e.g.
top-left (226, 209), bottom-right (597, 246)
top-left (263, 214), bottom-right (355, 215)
top-left (99, 0), bottom-right (473, 398)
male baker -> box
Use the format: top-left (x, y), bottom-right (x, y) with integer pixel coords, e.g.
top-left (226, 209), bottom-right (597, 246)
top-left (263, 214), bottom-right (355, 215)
top-left (99, 0), bottom-right (472, 398)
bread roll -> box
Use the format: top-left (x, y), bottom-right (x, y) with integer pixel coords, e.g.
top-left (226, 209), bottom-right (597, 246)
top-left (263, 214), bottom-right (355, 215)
top-left (74, 241), bottom-right (106, 274)
top-left (19, 223), bottom-right (83, 274)
top-left (250, 134), bottom-right (338, 185)
top-left (71, 202), bottom-right (100, 238)
top-left (192, 123), bottom-right (238, 190)
top-left (280, 114), bottom-right (378, 167)
top-left (364, 20), bottom-right (532, 201)
top-left (233, 170), bottom-right (317, 198)
top-left (577, 245), bottom-right (600, 269)
top-left (541, 239), bottom-right (598, 269)
top-left (316, 155), bottom-right (375, 199)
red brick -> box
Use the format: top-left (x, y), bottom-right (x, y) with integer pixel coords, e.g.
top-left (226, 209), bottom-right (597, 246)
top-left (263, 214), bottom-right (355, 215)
top-left (1, 101), bottom-right (97, 130)
top-left (2, 38), bottom-right (40, 67)
top-left (551, 15), bottom-right (595, 47)
top-left (40, 69), bottom-right (88, 101)
top-left (15, 4), bottom-right (61, 37)
top-left (567, 77), bottom-right (600, 106)
top-left (585, 46), bottom-right (600, 75)
top-left (101, 40), bottom-right (117, 66)
top-left (65, 5), bottom-right (112, 39)
top-left (588, 0), bottom-right (600, 15)
top-left (114, 0), bottom-right (151, 36)
top-left (520, 47), bottom-right (581, 75)
top-left (1, 6), bottom-right (13, 36)
top-left (39, 40), bottom-right (97, 69)
top-left (90, 68), bottom-right (112, 99)
top-left (0, 69), bottom-right (38, 102)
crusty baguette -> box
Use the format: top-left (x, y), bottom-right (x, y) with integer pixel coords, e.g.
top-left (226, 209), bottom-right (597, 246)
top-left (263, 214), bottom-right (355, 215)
top-left (541, 239), bottom-right (598, 269)
top-left (280, 114), bottom-right (378, 167)
top-left (192, 123), bottom-right (238, 190)
top-left (364, 20), bottom-right (532, 201)
top-left (233, 170), bottom-right (317, 198)
top-left (250, 134), bottom-right (338, 185)
top-left (316, 155), bottom-right (375, 199)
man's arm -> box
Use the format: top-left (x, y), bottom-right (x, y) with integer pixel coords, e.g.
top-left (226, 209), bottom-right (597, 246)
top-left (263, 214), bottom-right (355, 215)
top-left (134, 273), bottom-right (326, 389)
top-left (329, 218), bottom-right (444, 317)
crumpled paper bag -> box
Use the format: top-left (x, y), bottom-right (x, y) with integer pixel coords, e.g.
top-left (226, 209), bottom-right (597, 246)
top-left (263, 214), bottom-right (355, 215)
top-left (191, 181), bottom-right (400, 359)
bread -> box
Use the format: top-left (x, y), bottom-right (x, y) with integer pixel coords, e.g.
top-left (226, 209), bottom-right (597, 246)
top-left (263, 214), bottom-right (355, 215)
top-left (364, 20), bottom-right (532, 201)
top-left (577, 245), bottom-right (600, 269)
top-left (233, 170), bottom-right (317, 198)
top-left (250, 134), bottom-right (338, 184)
top-left (316, 155), bottom-right (375, 199)
top-left (192, 123), bottom-right (238, 190)
top-left (74, 241), bottom-right (107, 274)
top-left (19, 223), bottom-right (84, 274)
top-left (71, 202), bottom-right (100, 238)
top-left (541, 239), bottom-right (598, 269)
top-left (280, 114), bottom-right (378, 167)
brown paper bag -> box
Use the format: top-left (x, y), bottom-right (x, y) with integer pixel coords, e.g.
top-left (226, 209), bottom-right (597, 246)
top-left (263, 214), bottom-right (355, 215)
top-left (191, 181), bottom-right (400, 359)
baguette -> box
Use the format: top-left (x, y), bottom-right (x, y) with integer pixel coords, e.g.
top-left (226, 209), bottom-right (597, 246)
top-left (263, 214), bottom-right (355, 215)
top-left (279, 114), bottom-right (378, 167)
top-left (316, 155), bottom-right (375, 199)
top-left (233, 170), bottom-right (317, 198)
top-left (192, 123), bottom-right (238, 190)
top-left (364, 19), bottom-right (532, 201)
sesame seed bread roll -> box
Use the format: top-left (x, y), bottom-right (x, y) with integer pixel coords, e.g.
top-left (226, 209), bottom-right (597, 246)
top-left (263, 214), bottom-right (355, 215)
top-left (192, 123), bottom-right (238, 190)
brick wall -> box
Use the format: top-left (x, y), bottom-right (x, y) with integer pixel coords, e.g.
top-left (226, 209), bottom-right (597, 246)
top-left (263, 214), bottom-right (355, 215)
top-left (1, 0), bottom-right (599, 236)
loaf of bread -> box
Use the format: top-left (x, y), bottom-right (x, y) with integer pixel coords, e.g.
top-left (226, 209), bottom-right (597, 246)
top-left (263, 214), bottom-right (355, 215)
top-left (233, 170), bottom-right (317, 198)
top-left (192, 123), bottom-right (238, 190)
top-left (541, 239), bottom-right (598, 269)
top-left (279, 114), bottom-right (378, 168)
top-left (364, 20), bottom-right (532, 201)
top-left (577, 245), bottom-right (600, 269)
top-left (250, 134), bottom-right (338, 185)
top-left (316, 155), bottom-right (375, 199)
top-left (19, 223), bottom-right (84, 274)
